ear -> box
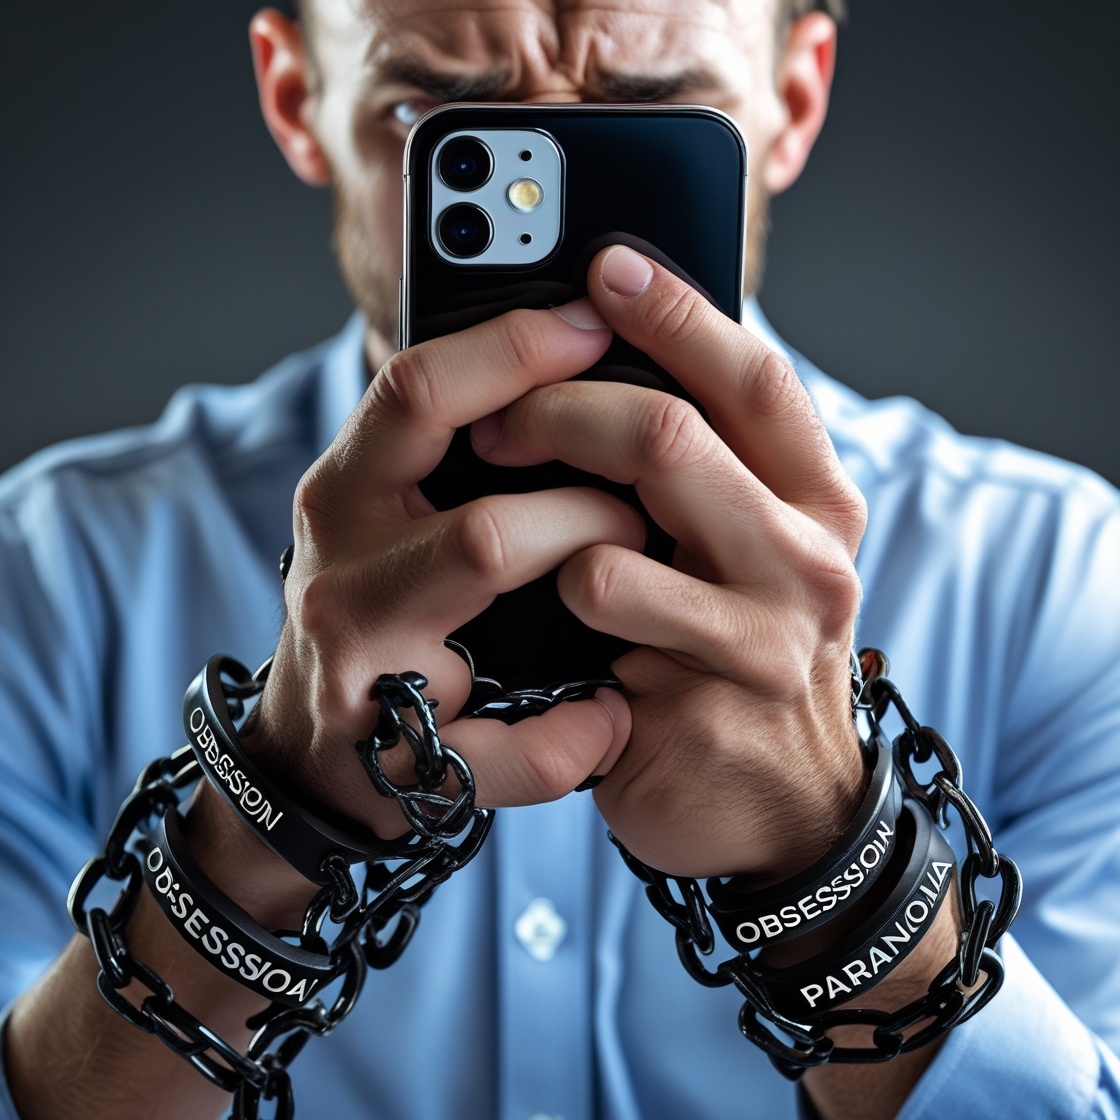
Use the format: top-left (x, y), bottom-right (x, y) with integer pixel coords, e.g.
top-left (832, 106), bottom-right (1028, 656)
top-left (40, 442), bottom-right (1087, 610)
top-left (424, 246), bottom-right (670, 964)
top-left (761, 12), bottom-right (837, 195)
top-left (249, 9), bottom-right (331, 186)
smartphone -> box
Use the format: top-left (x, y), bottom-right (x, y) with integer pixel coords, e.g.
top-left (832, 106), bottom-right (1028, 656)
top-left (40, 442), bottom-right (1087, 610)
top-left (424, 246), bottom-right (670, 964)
top-left (401, 103), bottom-right (747, 693)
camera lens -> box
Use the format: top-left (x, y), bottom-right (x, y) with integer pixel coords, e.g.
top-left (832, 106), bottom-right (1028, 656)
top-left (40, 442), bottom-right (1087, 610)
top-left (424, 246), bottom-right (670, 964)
top-left (437, 203), bottom-right (493, 258)
top-left (438, 137), bottom-right (493, 192)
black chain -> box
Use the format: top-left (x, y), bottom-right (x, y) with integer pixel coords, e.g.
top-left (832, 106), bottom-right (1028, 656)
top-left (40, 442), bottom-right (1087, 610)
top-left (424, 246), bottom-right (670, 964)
top-left (71, 625), bottom-right (1011, 1101)
top-left (610, 648), bottom-right (1023, 1078)
top-left (68, 662), bottom-right (502, 1120)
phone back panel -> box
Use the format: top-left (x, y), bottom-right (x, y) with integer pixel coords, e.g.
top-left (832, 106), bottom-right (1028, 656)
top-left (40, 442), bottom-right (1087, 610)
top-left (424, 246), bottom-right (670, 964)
top-left (402, 104), bottom-right (747, 689)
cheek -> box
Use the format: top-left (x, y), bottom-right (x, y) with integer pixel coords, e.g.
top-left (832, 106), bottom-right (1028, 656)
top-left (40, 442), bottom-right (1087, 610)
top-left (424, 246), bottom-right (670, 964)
top-left (322, 100), bottom-right (407, 267)
top-left (371, 170), bottom-right (404, 277)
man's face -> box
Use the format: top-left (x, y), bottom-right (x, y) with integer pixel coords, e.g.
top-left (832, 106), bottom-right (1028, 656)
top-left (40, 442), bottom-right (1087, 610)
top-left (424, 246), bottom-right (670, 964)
top-left (301, 0), bottom-right (790, 347)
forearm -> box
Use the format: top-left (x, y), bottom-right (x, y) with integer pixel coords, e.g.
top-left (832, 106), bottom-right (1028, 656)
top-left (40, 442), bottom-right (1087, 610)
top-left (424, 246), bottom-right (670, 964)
top-left (802, 896), bottom-right (961, 1120)
top-left (5, 782), bottom-right (316, 1120)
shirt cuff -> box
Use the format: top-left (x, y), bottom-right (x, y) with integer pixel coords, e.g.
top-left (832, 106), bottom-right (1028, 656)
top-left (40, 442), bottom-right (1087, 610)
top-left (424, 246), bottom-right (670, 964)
top-left (897, 934), bottom-right (1120, 1120)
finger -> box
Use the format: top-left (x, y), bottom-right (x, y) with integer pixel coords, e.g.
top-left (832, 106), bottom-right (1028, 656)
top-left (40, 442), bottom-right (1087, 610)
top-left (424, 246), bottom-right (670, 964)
top-left (587, 246), bottom-right (863, 544)
top-left (375, 486), bottom-right (647, 635)
top-left (473, 379), bottom-right (777, 574)
top-left (557, 543), bottom-right (859, 684)
top-left (311, 300), bottom-right (612, 509)
top-left (442, 686), bottom-right (631, 807)
top-left (556, 544), bottom-right (753, 679)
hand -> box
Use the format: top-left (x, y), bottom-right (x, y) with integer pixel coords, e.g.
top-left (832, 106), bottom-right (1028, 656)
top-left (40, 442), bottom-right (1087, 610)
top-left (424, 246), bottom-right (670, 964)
top-left (245, 299), bottom-right (641, 842)
top-left (473, 245), bottom-right (869, 879)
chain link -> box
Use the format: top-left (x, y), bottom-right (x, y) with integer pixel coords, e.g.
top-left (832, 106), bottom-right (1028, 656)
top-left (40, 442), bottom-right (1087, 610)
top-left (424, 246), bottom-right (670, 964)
top-left (72, 638), bottom-right (1018, 1102)
top-left (610, 648), bottom-right (1023, 1078)
top-left (69, 662), bottom-right (503, 1119)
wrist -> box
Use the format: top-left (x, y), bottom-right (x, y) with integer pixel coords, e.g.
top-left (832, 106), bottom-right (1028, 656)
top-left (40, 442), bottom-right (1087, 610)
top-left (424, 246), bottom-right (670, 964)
top-left (850, 881), bottom-right (964, 1010)
top-left (182, 778), bottom-right (317, 930)
top-left (746, 720), bottom-right (868, 888)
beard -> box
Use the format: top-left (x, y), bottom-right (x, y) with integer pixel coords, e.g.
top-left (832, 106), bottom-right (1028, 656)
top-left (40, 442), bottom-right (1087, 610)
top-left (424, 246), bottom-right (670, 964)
top-left (743, 174), bottom-right (772, 301)
top-left (331, 182), bottom-right (400, 352)
top-left (329, 170), bottom-right (772, 356)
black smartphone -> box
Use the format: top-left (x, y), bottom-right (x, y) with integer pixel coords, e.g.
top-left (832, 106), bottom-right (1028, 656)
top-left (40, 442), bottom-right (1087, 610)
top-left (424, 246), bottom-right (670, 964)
top-left (401, 103), bottom-right (747, 693)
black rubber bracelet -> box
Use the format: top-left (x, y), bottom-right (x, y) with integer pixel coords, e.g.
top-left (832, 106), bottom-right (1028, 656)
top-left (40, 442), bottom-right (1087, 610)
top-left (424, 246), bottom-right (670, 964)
top-left (143, 809), bottom-right (335, 1007)
top-left (706, 735), bottom-right (902, 951)
top-left (756, 798), bottom-right (956, 1018)
top-left (184, 655), bottom-right (390, 884)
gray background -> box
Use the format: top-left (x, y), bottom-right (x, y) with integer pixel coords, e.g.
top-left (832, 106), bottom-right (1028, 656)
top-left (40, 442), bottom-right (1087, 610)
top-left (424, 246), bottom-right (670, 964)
top-left (2, 1), bottom-right (1118, 485)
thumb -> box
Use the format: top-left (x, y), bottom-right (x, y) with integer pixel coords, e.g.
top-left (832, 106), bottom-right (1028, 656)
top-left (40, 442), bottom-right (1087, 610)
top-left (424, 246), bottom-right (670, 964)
top-left (441, 688), bottom-right (631, 807)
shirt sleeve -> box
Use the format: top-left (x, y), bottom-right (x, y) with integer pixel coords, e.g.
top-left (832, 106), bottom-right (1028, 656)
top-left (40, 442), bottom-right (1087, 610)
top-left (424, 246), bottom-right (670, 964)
top-left (0, 491), bottom-right (106, 996)
top-left (0, 487), bottom-right (109, 1118)
top-left (901, 488), bottom-right (1120, 1116)
top-left (898, 936), bottom-right (1120, 1120)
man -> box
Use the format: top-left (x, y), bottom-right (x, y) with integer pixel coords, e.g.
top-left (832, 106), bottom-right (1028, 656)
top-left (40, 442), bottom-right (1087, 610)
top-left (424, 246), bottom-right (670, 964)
top-left (1, 1), bottom-right (1118, 1118)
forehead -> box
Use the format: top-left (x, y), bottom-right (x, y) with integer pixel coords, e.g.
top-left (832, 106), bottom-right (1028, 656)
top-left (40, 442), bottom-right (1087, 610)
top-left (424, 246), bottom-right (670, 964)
top-left (315, 0), bottom-right (777, 81)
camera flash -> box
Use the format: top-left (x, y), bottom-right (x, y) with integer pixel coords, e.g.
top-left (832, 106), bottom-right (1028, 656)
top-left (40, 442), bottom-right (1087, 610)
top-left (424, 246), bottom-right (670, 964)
top-left (507, 178), bottom-right (544, 213)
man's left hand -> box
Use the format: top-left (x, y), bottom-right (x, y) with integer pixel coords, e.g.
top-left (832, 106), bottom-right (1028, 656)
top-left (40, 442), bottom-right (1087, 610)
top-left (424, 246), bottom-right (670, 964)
top-left (473, 244), bottom-right (869, 880)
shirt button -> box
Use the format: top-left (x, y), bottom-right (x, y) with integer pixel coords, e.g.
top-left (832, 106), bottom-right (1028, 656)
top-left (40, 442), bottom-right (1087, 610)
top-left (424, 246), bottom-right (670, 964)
top-left (514, 897), bottom-right (567, 962)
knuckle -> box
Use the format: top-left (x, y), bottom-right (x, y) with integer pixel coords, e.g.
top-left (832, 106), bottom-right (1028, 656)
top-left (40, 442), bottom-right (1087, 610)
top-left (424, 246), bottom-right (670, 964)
top-left (498, 308), bottom-right (549, 373)
top-left (374, 348), bottom-right (440, 421)
top-left (743, 349), bottom-right (802, 420)
top-left (526, 709), bottom-right (615, 801)
top-left (834, 485), bottom-right (869, 552)
top-left (572, 545), bottom-right (629, 617)
top-left (529, 748), bottom-right (586, 801)
top-left (293, 460), bottom-right (342, 543)
top-left (840, 483), bottom-right (869, 530)
top-left (453, 500), bottom-right (512, 585)
top-left (644, 285), bottom-right (705, 348)
top-left (639, 396), bottom-right (707, 472)
top-left (841, 483), bottom-right (869, 535)
top-left (813, 480), bottom-right (869, 556)
top-left (809, 554), bottom-right (863, 633)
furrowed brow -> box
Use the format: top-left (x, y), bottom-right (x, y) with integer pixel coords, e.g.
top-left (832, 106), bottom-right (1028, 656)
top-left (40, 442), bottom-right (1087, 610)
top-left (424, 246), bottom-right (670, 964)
top-left (376, 57), bottom-right (511, 103)
top-left (594, 68), bottom-right (721, 102)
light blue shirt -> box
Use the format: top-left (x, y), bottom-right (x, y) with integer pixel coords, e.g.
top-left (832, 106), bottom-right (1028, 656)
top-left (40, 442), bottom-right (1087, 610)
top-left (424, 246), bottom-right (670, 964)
top-left (0, 310), bottom-right (1118, 1119)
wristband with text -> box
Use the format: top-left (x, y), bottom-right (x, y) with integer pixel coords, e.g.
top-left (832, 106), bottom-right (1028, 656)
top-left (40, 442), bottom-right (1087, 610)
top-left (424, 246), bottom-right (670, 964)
top-left (185, 654), bottom-right (391, 884)
top-left (143, 808), bottom-right (335, 1006)
top-left (706, 735), bottom-right (901, 951)
top-left (756, 797), bottom-right (956, 1017)
top-left (610, 648), bottom-right (1022, 1078)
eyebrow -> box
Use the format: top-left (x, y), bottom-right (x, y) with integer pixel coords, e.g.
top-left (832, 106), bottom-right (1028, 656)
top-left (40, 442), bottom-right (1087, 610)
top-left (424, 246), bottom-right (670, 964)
top-left (374, 57), bottom-right (720, 105)
top-left (593, 67), bottom-right (722, 102)
top-left (376, 57), bottom-right (511, 103)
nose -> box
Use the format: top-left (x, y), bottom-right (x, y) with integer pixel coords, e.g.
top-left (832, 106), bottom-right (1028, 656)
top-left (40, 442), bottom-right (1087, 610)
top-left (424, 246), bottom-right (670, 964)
top-left (519, 88), bottom-right (583, 104)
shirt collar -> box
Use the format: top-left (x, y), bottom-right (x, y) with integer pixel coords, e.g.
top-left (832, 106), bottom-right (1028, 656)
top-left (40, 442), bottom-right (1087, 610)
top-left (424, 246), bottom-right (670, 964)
top-left (316, 311), bottom-right (369, 458)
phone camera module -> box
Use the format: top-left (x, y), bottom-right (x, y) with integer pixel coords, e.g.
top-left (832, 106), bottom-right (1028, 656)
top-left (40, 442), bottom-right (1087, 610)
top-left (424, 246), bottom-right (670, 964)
top-left (438, 137), bottom-right (494, 192)
top-left (437, 203), bottom-right (494, 258)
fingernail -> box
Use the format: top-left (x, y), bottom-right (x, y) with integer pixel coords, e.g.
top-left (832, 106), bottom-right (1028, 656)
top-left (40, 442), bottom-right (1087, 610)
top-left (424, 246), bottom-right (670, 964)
top-left (551, 297), bottom-right (608, 331)
top-left (471, 409), bottom-right (504, 451)
top-left (600, 245), bottom-right (653, 298)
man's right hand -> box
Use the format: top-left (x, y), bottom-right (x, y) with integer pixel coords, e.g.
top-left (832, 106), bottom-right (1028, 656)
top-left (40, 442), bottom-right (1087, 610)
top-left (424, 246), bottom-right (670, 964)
top-left (245, 298), bottom-right (641, 842)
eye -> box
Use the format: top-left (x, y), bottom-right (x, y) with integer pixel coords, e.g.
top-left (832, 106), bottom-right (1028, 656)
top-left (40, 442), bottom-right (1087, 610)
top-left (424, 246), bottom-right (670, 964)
top-left (391, 98), bottom-right (439, 129)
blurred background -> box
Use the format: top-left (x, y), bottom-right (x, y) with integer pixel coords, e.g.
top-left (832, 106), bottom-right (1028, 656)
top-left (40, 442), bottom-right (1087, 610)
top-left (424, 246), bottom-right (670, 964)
top-left (1, 1), bottom-right (1117, 484)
